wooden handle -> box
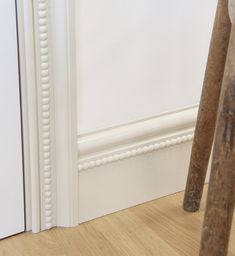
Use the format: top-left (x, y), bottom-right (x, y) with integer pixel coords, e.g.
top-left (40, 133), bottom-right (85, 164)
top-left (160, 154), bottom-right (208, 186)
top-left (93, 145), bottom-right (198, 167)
top-left (199, 23), bottom-right (235, 256)
top-left (183, 0), bottom-right (231, 212)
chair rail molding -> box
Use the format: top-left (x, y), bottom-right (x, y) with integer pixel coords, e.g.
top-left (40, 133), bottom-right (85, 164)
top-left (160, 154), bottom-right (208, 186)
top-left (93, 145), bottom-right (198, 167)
top-left (17, 0), bottom-right (78, 232)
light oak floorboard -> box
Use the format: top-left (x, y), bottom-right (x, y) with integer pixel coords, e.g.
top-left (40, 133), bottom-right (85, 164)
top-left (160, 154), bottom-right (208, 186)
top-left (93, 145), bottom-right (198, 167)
top-left (1, 186), bottom-right (235, 256)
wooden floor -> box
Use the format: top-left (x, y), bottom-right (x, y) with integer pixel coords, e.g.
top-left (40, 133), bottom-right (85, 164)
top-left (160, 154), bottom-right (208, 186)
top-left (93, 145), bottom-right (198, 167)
top-left (1, 187), bottom-right (235, 256)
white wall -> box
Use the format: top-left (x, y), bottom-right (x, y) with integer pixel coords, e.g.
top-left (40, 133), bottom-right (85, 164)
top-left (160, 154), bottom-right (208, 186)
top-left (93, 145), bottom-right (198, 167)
top-left (76, 0), bottom-right (217, 134)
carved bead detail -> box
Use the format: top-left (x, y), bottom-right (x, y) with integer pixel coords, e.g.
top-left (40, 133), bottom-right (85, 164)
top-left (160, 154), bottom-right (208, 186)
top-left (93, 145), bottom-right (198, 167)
top-left (37, 0), bottom-right (52, 229)
top-left (78, 133), bottom-right (194, 171)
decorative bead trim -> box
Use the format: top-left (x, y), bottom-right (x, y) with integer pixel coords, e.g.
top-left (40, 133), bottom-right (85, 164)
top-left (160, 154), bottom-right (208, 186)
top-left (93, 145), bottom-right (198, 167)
top-left (36, 0), bottom-right (52, 229)
top-left (78, 133), bottom-right (194, 171)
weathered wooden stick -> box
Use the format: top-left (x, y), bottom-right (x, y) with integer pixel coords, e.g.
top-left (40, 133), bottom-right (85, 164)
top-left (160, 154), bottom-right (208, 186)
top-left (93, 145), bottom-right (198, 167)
top-left (183, 0), bottom-right (231, 212)
top-left (199, 5), bottom-right (235, 254)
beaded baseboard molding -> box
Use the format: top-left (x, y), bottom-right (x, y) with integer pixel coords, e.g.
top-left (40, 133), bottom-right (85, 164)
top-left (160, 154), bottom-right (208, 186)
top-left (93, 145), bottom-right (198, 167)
top-left (78, 107), bottom-right (197, 172)
top-left (78, 132), bottom-right (194, 171)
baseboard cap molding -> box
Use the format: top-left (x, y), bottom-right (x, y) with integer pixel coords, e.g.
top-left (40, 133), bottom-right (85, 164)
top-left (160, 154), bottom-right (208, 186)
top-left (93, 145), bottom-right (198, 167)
top-left (78, 107), bottom-right (198, 171)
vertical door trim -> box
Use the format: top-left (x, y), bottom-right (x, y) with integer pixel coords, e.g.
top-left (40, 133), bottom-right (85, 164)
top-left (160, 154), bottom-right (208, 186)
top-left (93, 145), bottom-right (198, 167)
top-left (16, 0), bottom-right (78, 232)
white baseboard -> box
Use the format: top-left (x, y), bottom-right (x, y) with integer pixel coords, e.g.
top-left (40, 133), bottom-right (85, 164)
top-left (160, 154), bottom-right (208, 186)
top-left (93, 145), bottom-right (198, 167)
top-left (77, 107), bottom-right (198, 223)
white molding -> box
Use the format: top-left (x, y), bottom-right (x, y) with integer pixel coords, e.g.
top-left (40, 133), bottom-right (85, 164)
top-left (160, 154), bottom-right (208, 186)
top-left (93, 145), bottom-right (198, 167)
top-left (77, 107), bottom-right (197, 222)
top-left (77, 107), bottom-right (198, 223)
top-left (17, 0), bottom-right (78, 232)
top-left (17, 0), bottom-right (41, 233)
top-left (78, 138), bottom-right (195, 223)
top-left (78, 132), bottom-right (194, 172)
top-left (50, 0), bottom-right (79, 227)
top-left (78, 107), bottom-right (198, 171)
top-left (33, 0), bottom-right (54, 231)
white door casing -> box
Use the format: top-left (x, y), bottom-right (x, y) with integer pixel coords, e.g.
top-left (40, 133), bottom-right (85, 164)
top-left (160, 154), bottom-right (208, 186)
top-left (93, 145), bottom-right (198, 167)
top-left (17, 0), bottom-right (78, 232)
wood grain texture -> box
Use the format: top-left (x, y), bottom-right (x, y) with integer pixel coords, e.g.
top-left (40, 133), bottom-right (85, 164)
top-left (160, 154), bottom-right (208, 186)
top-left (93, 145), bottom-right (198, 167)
top-left (199, 23), bottom-right (235, 256)
top-left (183, 0), bottom-right (231, 212)
top-left (1, 187), bottom-right (235, 256)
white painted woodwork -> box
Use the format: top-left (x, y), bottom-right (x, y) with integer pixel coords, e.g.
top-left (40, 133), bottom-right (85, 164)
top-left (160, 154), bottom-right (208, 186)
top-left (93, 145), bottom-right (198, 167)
top-left (16, 0), bottom-right (214, 231)
top-left (77, 107), bottom-right (201, 222)
top-left (0, 0), bottom-right (25, 238)
top-left (76, 0), bottom-right (217, 134)
top-left (78, 107), bottom-right (197, 171)
top-left (78, 142), bottom-right (193, 223)
top-left (17, 0), bottom-right (78, 232)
